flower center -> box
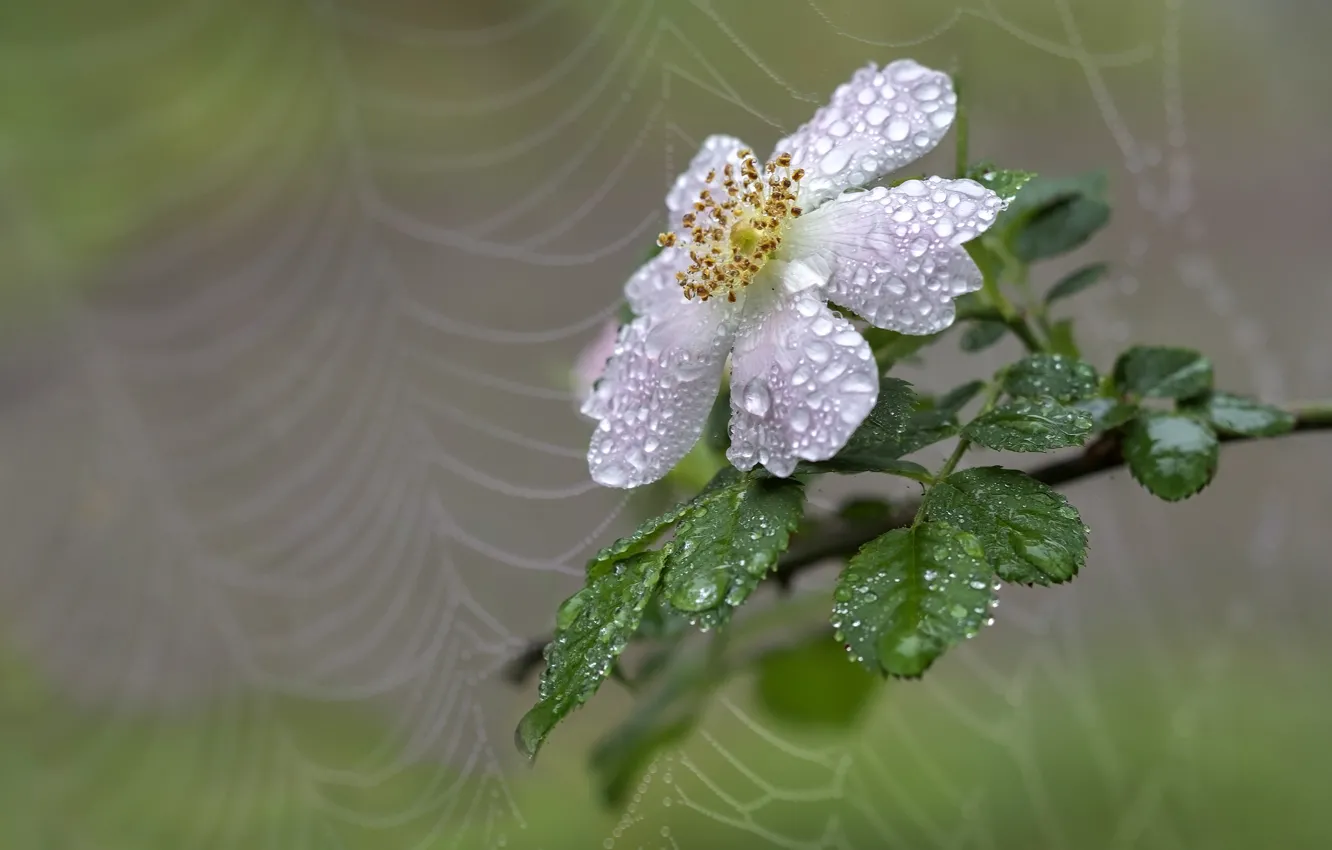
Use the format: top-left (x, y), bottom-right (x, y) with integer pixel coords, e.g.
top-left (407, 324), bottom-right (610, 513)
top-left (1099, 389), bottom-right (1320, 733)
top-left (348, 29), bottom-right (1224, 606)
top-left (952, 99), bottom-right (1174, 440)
top-left (657, 150), bottom-right (805, 303)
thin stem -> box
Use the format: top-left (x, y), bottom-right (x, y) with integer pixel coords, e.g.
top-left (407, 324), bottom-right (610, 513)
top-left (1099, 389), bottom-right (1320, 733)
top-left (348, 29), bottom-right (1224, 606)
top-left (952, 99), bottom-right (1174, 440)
top-left (505, 402), bottom-right (1332, 684)
top-left (1287, 401), bottom-right (1332, 427)
top-left (916, 380), bottom-right (1004, 527)
top-left (957, 301), bottom-right (1044, 353)
top-left (938, 379), bottom-right (1003, 482)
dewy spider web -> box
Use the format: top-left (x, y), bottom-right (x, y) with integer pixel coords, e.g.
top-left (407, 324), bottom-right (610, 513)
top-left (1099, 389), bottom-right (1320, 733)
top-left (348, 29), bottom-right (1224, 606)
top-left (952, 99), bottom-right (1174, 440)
top-left (1, 1), bottom-right (1329, 848)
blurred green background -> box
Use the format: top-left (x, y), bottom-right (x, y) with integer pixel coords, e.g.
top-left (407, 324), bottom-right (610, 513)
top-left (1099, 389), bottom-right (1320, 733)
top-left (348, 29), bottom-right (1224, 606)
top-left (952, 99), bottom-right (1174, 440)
top-left (2, 0), bottom-right (1331, 847)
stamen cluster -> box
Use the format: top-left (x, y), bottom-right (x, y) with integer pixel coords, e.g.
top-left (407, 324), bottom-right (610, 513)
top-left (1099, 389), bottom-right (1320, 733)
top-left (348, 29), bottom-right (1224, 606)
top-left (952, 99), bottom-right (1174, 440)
top-left (657, 150), bottom-right (804, 302)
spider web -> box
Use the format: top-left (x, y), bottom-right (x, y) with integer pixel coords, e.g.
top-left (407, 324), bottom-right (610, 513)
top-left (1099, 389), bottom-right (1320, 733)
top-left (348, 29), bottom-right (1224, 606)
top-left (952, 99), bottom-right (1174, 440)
top-left (2, 1), bottom-right (1330, 848)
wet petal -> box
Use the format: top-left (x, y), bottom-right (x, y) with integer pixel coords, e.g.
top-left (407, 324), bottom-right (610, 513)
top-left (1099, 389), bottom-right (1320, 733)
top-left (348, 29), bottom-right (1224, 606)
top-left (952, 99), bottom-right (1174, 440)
top-left (586, 300), bottom-right (738, 488)
top-left (784, 178), bottom-right (1005, 335)
top-left (624, 246), bottom-right (690, 319)
top-left (726, 287), bottom-right (878, 477)
top-left (665, 134), bottom-right (751, 233)
top-left (572, 318), bottom-right (622, 416)
top-left (774, 61), bottom-right (957, 209)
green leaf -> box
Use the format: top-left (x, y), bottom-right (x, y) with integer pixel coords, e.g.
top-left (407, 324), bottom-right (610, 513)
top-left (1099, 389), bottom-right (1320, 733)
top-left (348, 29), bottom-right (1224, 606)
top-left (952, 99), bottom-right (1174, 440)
top-left (1003, 354), bottom-right (1099, 403)
top-left (516, 550), bottom-right (667, 760)
top-left (806, 455), bottom-right (934, 482)
top-left (963, 398), bottom-right (1094, 452)
top-left (938, 380), bottom-right (988, 415)
top-left (1073, 396), bottom-right (1139, 434)
top-left (1112, 346), bottom-right (1214, 399)
top-left (924, 467), bottom-right (1087, 585)
top-left (832, 522), bottom-right (994, 678)
top-left (998, 172), bottom-right (1111, 263)
top-left (960, 320), bottom-right (1007, 352)
top-left (635, 593), bottom-right (692, 642)
top-left (703, 387), bottom-right (732, 453)
top-left (583, 493), bottom-right (696, 576)
top-left (1124, 413), bottom-right (1219, 501)
top-left (1184, 392), bottom-right (1295, 438)
top-left (1046, 318), bottom-right (1081, 358)
top-left (837, 497), bottom-right (894, 526)
top-left (811, 378), bottom-right (916, 472)
top-left (884, 380), bottom-right (980, 456)
top-left (864, 327), bottom-right (941, 368)
top-left (895, 409), bottom-right (960, 455)
top-left (1046, 262), bottom-right (1108, 304)
top-left (755, 635), bottom-right (878, 728)
top-left (965, 162), bottom-right (1037, 203)
top-left (661, 476), bottom-right (805, 628)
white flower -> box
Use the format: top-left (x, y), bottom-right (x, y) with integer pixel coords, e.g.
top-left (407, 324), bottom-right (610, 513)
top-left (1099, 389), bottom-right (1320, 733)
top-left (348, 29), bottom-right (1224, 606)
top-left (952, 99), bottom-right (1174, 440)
top-left (583, 60), bottom-right (1006, 489)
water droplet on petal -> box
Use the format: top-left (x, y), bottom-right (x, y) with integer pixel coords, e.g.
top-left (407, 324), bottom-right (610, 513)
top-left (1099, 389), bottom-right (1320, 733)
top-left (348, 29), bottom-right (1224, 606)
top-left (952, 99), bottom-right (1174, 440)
top-left (841, 373), bottom-right (875, 393)
top-left (789, 407), bottom-right (811, 433)
top-left (742, 378), bottom-right (772, 417)
top-left (915, 83), bottom-right (941, 101)
top-left (820, 147), bottom-right (851, 175)
top-left (597, 462), bottom-right (629, 487)
top-left (805, 340), bottom-right (832, 364)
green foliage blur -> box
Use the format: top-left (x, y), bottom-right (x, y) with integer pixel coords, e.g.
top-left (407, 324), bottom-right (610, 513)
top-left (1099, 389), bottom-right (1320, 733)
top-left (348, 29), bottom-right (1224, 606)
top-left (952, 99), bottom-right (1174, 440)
top-left (5, 641), bottom-right (1332, 848)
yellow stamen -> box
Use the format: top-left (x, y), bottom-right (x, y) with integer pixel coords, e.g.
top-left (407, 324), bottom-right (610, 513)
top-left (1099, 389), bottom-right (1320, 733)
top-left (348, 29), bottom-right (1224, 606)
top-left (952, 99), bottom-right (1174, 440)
top-left (668, 150), bottom-right (804, 301)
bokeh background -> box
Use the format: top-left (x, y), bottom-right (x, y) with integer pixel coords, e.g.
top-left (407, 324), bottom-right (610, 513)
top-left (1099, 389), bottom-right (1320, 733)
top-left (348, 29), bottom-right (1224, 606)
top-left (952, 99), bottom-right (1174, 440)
top-left (2, 0), bottom-right (1331, 847)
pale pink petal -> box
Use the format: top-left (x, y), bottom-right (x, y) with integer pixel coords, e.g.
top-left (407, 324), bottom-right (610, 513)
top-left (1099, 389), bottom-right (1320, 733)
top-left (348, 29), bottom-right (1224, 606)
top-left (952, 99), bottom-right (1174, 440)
top-left (587, 301), bottom-right (738, 488)
top-left (783, 178), bottom-right (1005, 335)
top-left (726, 283), bottom-right (878, 477)
top-left (623, 246), bottom-right (690, 320)
top-left (775, 61), bottom-right (958, 209)
top-left (665, 134), bottom-right (751, 233)
top-left (572, 319), bottom-right (622, 418)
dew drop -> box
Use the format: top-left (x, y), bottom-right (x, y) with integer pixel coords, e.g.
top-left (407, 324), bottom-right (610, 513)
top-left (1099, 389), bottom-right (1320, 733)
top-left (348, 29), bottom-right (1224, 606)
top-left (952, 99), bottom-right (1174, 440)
top-left (898, 179), bottom-right (927, 196)
top-left (670, 572), bottom-right (728, 613)
top-left (596, 462), bottom-right (629, 487)
top-left (820, 147), bottom-right (852, 175)
top-left (789, 407), bottom-right (811, 433)
top-left (805, 340), bottom-right (832, 364)
top-left (887, 118), bottom-right (911, 142)
top-left (841, 373), bottom-right (875, 393)
top-left (742, 378), bottom-right (772, 417)
top-left (817, 361), bottom-right (848, 383)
